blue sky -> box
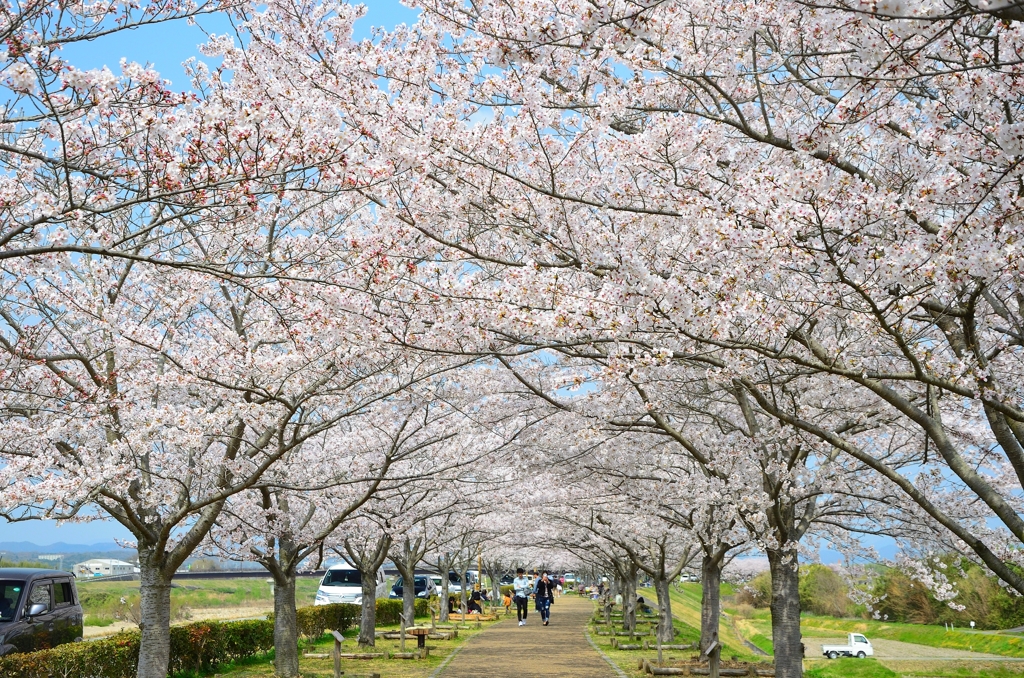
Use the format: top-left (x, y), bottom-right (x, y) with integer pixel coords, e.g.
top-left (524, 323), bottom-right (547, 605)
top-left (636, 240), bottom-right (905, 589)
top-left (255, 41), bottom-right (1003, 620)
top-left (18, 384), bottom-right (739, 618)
top-left (59, 0), bottom-right (419, 92)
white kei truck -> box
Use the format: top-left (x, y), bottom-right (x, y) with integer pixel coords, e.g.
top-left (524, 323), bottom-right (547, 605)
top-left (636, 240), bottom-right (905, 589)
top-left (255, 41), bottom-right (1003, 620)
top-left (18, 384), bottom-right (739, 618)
top-left (821, 633), bottom-right (874, 659)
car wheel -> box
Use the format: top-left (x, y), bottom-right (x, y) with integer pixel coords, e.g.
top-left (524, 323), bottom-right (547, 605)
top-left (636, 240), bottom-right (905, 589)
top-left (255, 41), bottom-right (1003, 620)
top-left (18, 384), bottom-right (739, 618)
top-left (827, 651), bottom-right (839, 660)
top-left (857, 651), bottom-right (866, 659)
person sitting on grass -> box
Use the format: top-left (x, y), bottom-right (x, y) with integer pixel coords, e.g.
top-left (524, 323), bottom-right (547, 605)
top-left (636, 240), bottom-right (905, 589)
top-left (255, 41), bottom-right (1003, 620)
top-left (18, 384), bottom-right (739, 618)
top-left (468, 586), bottom-right (483, 613)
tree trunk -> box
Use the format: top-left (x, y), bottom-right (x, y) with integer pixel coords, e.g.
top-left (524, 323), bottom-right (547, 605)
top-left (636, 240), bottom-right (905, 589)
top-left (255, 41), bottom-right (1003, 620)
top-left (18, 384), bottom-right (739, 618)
top-left (654, 574), bottom-right (675, 644)
top-left (488, 565), bottom-right (500, 606)
top-left (768, 547), bottom-right (802, 678)
top-left (700, 554), bottom-right (722, 678)
top-left (440, 568), bottom-right (450, 623)
top-left (358, 574), bottom-right (377, 647)
top-left (136, 552), bottom-right (173, 678)
top-left (622, 568), bottom-right (637, 633)
top-left (459, 568), bottom-right (469, 614)
top-left (272, 570), bottom-right (299, 677)
top-left (397, 560), bottom-right (416, 631)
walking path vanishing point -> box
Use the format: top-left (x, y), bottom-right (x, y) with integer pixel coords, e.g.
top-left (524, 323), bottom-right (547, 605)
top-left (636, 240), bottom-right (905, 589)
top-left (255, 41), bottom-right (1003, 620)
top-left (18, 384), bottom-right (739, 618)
top-left (437, 595), bottom-right (620, 678)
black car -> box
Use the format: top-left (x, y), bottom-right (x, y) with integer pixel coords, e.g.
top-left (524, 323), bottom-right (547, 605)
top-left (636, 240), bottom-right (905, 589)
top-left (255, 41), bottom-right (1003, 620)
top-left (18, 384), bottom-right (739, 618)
top-left (0, 568), bottom-right (83, 656)
top-left (390, 574), bottom-right (433, 599)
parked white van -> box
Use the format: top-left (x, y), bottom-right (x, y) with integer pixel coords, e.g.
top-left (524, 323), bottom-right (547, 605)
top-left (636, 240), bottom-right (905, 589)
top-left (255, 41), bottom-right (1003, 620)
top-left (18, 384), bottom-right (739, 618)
top-left (314, 563), bottom-right (388, 606)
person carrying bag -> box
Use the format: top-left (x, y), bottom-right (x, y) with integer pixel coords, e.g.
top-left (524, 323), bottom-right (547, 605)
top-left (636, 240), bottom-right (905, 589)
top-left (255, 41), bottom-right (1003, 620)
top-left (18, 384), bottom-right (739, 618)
top-left (534, 571), bottom-right (556, 626)
top-left (512, 567), bottom-right (533, 626)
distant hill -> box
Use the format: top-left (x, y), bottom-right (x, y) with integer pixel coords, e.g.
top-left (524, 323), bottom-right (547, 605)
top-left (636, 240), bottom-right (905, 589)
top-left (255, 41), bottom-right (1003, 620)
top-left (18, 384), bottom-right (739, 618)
top-left (0, 541), bottom-right (127, 553)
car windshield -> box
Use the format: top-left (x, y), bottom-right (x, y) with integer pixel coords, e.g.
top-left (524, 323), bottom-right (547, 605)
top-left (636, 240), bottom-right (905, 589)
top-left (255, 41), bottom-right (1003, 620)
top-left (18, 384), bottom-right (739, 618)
top-left (322, 569), bottom-right (361, 586)
top-left (0, 581), bottom-right (25, 622)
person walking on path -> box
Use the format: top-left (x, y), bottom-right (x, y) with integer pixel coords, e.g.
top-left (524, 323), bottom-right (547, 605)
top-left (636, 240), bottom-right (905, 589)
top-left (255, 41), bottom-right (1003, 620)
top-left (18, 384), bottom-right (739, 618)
top-left (534, 571), bottom-right (556, 626)
top-left (512, 567), bottom-right (532, 626)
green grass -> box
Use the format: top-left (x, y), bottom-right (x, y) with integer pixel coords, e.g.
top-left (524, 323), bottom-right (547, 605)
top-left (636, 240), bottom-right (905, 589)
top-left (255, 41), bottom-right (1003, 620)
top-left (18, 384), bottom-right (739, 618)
top-left (639, 584), bottom-right (760, 660)
top-left (76, 577), bottom-right (319, 618)
top-left (886, 665), bottom-right (1024, 678)
top-left (805, 658), bottom-right (896, 678)
top-left (77, 576), bottom-right (321, 624)
top-left (84, 616), bottom-right (117, 627)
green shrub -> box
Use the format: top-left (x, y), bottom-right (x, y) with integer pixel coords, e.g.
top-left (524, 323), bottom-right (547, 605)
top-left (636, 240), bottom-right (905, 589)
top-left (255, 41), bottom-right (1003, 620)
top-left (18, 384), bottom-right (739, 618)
top-left (168, 619), bottom-right (274, 674)
top-left (800, 564), bottom-right (850, 617)
top-left (0, 619), bottom-right (274, 678)
top-left (292, 602), bottom-right (360, 640)
top-left (375, 598), bottom-right (403, 626)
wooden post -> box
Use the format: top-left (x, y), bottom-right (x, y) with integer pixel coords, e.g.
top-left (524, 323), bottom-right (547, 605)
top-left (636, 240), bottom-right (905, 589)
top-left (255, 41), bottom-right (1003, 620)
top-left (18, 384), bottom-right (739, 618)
top-left (399, 612), bottom-right (408, 653)
top-left (331, 630), bottom-right (345, 678)
top-left (706, 638), bottom-right (720, 678)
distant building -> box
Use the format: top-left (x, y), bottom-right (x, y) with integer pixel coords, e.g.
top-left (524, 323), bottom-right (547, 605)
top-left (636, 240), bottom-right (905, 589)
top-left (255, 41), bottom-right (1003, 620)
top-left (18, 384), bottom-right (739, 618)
top-left (73, 558), bottom-right (135, 578)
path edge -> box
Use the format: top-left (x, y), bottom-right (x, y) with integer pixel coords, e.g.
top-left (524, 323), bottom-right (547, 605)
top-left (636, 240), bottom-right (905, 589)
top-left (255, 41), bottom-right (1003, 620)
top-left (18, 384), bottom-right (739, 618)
top-left (429, 630), bottom-right (472, 678)
top-left (585, 629), bottom-right (629, 678)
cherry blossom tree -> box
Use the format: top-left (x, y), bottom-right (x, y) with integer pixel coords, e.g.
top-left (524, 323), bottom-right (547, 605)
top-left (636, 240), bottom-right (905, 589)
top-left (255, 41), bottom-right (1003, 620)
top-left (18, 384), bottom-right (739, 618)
top-left (399, 0), bottom-right (1024, 600)
top-left (0, 185), bottom-right (458, 678)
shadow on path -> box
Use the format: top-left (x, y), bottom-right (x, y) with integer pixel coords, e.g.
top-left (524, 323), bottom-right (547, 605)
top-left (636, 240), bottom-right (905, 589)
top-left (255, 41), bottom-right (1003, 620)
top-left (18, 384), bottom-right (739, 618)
top-left (438, 595), bottom-right (616, 678)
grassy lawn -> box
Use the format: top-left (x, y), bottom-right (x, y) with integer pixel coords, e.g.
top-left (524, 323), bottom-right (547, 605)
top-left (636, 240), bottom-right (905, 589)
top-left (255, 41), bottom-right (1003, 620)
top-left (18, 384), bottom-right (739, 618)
top-left (639, 583), bottom-right (761, 660)
top-left (211, 616), bottom-right (502, 678)
top-left (805, 658), bottom-right (1024, 678)
top-left (78, 576), bottom-right (322, 624)
top-left (805, 658), bottom-right (897, 678)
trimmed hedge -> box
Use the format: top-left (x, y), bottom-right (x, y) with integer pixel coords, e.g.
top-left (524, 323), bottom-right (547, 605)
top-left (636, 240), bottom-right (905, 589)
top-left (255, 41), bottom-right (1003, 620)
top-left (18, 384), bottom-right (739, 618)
top-left (293, 602), bottom-right (360, 640)
top-left (0, 619), bottom-right (274, 678)
top-left (374, 598), bottom-right (430, 625)
top-left (0, 597), bottom-right (431, 677)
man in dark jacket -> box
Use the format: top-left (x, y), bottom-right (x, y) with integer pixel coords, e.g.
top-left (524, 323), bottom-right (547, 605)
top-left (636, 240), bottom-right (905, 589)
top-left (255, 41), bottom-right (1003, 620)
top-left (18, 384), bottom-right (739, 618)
top-left (534, 571), bottom-right (556, 626)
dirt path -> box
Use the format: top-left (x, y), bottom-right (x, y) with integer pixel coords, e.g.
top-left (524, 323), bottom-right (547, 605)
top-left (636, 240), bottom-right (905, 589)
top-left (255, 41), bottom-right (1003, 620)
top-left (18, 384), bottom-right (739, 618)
top-left (438, 595), bottom-right (618, 678)
top-left (84, 606), bottom-right (271, 639)
top-left (803, 636), bottom-right (1008, 660)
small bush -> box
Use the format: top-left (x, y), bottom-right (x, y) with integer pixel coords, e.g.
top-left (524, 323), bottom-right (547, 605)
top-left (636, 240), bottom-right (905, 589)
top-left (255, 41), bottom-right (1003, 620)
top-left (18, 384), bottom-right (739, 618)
top-left (292, 602), bottom-right (360, 641)
top-left (0, 619), bottom-right (274, 678)
top-left (375, 598), bottom-right (403, 626)
top-left (734, 603), bottom-right (755, 619)
top-left (800, 564), bottom-right (850, 617)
